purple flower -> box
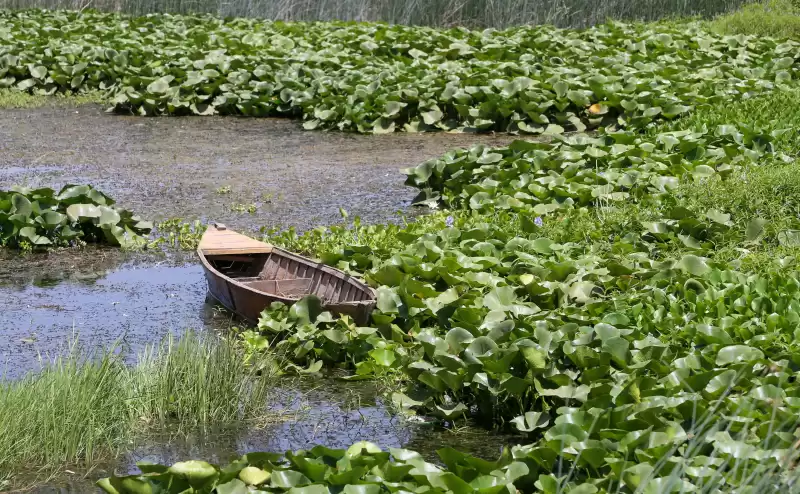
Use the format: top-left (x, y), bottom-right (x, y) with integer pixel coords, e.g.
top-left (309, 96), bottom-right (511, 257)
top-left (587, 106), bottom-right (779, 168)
top-left (445, 216), bottom-right (454, 227)
top-left (534, 216), bottom-right (543, 227)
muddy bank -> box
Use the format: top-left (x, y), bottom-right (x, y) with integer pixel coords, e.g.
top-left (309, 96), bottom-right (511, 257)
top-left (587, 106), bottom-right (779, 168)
top-left (0, 105), bottom-right (515, 233)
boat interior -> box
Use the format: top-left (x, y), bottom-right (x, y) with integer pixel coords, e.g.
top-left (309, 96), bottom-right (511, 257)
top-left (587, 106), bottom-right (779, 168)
top-left (206, 252), bottom-right (372, 303)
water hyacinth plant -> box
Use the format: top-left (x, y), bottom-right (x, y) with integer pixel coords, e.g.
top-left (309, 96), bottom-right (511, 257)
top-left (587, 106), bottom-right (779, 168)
top-left (0, 184), bottom-right (151, 248)
top-left (0, 10), bottom-right (797, 133)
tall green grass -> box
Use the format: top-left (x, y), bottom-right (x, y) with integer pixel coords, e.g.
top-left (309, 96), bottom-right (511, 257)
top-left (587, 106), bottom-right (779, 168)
top-left (709, 0), bottom-right (800, 37)
top-left (0, 332), bottom-right (277, 485)
top-left (0, 0), bottom-right (751, 28)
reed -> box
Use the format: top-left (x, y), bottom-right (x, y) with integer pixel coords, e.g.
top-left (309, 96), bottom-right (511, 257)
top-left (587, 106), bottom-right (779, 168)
top-left (0, 0), bottom-right (752, 28)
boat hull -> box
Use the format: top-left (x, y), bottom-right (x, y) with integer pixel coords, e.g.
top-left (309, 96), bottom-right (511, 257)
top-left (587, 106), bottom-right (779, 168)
top-left (197, 226), bottom-right (376, 325)
top-left (200, 262), bottom-right (375, 325)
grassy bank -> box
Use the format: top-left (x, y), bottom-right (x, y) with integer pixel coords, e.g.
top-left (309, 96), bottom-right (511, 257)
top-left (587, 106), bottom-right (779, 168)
top-left (0, 332), bottom-right (277, 487)
top-left (709, 0), bottom-right (800, 37)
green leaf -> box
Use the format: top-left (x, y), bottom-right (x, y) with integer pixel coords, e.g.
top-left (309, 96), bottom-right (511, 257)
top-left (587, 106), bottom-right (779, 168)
top-left (96, 478), bottom-right (121, 494)
top-left (19, 226), bottom-right (52, 245)
top-left (38, 211), bottom-right (65, 227)
top-left (66, 203), bottom-right (101, 222)
top-left (465, 336), bottom-right (498, 359)
top-left (746, 217), bottom-right (767, 241)
top-left (778, 230), bottom-right (800, 246)
top-left (217, 479), bottom-right (249, 494)
top-left (376, 287), bottom-right (400, 314)
top-left (567, 90), bottom-right (590, 107)
top-left (29, 65), bottom-right (47, 79)
top-left (511, 411), bottom-right (549, 432)
top-left (11, 194), bottom-right (32, 216)
top-left (98, 206), bottom-right (122, 226)
top-left (147, 75), bottom-right (174, 94)
top-left (369, 348), bottom-right (396, 367)
top-left (290, 296), bottom-right (324, 324)
top-left (286, 485), bottom-right (331, 494)
top-left (342, 485), bottom-right (381, 494)
top-left (678, 255), bottom-right (710, 276)
top-left (484, 286), bottom-right (517, 312)
top-left (271, 470), bottom-right (312, 488)
top-left (715, 345), bottom-right (764, 366)
top-left (239, 466), bottom-right (271, 485)
top-left (421, 108), bottom-right (443, 125)
top-left (109, 476), bottom-right (153, 494)
top-left (706, 209), bottom-right (731, 225)
top-left (346, 441), bottom-right (382, 457)
top-left (168, 460), bottom-right (218, 486)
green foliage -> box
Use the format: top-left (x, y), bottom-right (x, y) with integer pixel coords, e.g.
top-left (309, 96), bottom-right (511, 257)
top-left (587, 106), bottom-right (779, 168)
top-left (100, 444), bottom-right (533, 494)
top-left (0, 184), bottom-right (152, 249)
top-left (403, 126), bottom-right (777, 217)
top-left (150, 218), bottom-right (207, 250)
top-left (230, 202), bottom-right (258, 214)
top-left (709, 0), bottom-right (800, 38)
top-left (653, 84), bottom-right (800, 157)
top-left (0, 333), bottom-right (277, 485)
top-left (89, 16), bottom-right (800, 494)
top-left (136, 92), bottom-right (800, 491)
top-left (0, 10), bottom-right (798, 133)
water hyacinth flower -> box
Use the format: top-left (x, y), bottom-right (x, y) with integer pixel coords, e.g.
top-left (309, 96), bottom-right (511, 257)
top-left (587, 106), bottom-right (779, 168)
top-left (446, 215), bottom-right (454, 227)
top-left (534, 216), bottom-right (543, 227)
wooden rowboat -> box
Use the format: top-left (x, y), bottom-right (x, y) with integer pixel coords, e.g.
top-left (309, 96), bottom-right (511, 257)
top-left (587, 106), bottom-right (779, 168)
top-left (197, 224), bottom-right (376, 325)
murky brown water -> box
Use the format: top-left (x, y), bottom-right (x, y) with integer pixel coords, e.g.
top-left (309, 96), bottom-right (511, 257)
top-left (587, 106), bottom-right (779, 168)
top-left (0, 106), bottom-right (522, 492)
top-left (0, 105), bottom-right (514, 233)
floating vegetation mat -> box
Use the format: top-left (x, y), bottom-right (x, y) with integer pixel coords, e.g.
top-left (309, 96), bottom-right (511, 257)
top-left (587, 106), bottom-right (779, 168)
top-left (0, 10), bottom-right (797, 133)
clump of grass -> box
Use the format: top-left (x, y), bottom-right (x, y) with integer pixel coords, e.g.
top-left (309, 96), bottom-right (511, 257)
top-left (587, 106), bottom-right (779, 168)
top-left (134, 332), bottom-right (275, 430)
top-left (0, 89), bottom-right (107, 109)
top-left (708, 0), bottom-right (800, 38)
top-left (0, 332), bottom-right (277, 485)
top-left (0, 343), bottom-right (131, 473)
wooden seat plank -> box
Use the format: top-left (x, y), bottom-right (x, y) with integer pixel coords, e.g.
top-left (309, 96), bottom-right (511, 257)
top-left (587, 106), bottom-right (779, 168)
top-left (199, 225), bottom-right (273, 255)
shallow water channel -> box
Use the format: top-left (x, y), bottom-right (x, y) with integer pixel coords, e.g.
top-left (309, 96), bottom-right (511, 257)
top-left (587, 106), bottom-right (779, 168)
top-left (0, 106), bottom-right (520, 491)
top-left (3, 251), bottom-right (519, 492)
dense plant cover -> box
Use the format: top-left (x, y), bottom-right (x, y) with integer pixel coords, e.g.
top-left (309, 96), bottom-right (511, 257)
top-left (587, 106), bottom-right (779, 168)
top-left (1, 10), bottom-right (799, 133)
top-left (101, 122), bottom-right (800, 491)
top-left (0, 184), bottom-right (151, 248)
top-left (403, 126), bottom-right (785, 216)
top-left (56, 7), bottom-right (800, 492)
